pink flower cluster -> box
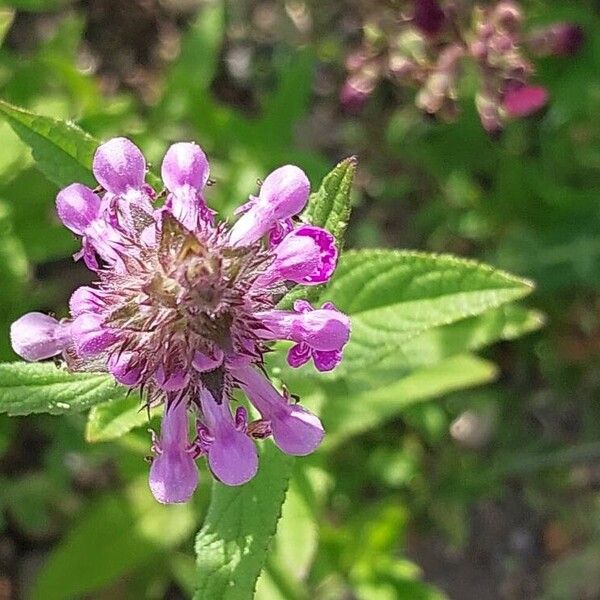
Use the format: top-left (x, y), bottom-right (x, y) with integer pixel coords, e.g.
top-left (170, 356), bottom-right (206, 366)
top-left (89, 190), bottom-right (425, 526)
top-left (341, 0), bottom-right (583, 134)
top-left (10, 138), bottom-right (351, 503)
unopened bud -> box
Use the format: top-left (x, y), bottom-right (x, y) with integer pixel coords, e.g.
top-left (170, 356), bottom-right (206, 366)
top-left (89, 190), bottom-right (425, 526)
top-left (412, 0), bottom-right (446, 37)
top-left (528, 23), bottom-right (584, 57)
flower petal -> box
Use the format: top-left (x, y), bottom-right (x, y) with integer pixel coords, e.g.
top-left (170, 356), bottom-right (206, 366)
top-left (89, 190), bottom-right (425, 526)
top-left (107, 351), bottom-right (145, 386)
top-left (71, 313), bottom-right (118, 358)
top-left (199, 389), bottom-right (258, 486)
top-left (192, 349), bottom-right (224, 372)
top-left (69, 286), bottom-right (106, 317)
top-left (257, 225), bottom-right (337, 287)
top-left (270, 403), bottom-right (324, 456)
top-left (229, 165), bottom-right (310, 247)
top-left (149, 399), bottom-right (198, 504)
top-left (10, 313), bottom-right (70, 361)
top-left (503, 85), bottom-right (548, 118)
top-left (93, 137), bottom-right (146, 194)
top-left (259, 165), bottom-right (310, 220)
top-left (154, 363), bottom-right (190, 392)
top-left (234, 365), bottom-right (324, 456)
top-left (161, 142), bottom-right (210, 191)
top-left (56, 183), bottom-right (102, 235)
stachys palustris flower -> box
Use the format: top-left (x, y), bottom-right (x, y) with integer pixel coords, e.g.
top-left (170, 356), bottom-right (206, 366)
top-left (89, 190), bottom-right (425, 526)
top-left (10, 138), bottom-right (351, 503)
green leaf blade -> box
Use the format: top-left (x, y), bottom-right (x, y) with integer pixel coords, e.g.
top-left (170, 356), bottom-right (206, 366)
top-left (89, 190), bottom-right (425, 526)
top-left (0, 362), bottom-right (128, 416)
top-left (322, 354), bottom-right (498, 450)
top-left (0, 99), bottom-right (97, 188)
top-left (194, 442), bottom-right (294, 600)
top-left (301, 155), bottom-right (356, 241)
top-left (85, 395), bottom-right (150, 443)
top-left (327, 249), bottom-right (534, 374)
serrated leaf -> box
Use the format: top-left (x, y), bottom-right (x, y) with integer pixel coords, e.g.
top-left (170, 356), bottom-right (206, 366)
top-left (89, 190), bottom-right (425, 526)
top-left (321, 354), bottom-right (498, 450)
top-left (301, 155), bottom-right (355, 241)
top-left (255, 465), bottom-right (329, 599)
top-left (85, 395), bottom-right (151, 443)
top-left (354, 304), bottom-right (544, 374)
top-left (195, 441), bottom-right (294, 600)
top-left (0, 99), bottom-right (98, 188)
top-left (278, 157), bottom-right (356, 309)
top-left (0, 362), bottom-right (127, 416)
top-left (326, 250), bottom-right (533, 374)
top-left (0, 100), bottom-right (162, 191)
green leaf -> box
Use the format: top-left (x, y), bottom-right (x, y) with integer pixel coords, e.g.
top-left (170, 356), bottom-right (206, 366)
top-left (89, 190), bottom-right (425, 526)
top-left (0, 362), bottom-right (128, 416)
top-left (278, 156), bottom-right (356, 309)
top-left (32, 477), bottom-right (198, 600)
top-left (301, 156), bottom-right (356, 241)
top-left (195, 441), bottom-right (294, 600)
top-left (326, 250), bottom-right (534, 374)
top-left (360, 304), bottom-right (544, 374)
top-left (321, 354), bottom-right (498, 450)
top-left (0, 99), bottom-right (98, 188)
top-left (85, 395), bottom-right (151, 443)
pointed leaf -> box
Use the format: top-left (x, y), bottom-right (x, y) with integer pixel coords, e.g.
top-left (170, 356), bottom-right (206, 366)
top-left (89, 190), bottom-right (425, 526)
top-left (0, 362), bottom-right (128, 416)
top-left (0, 99), bottom-right (97, 188)
top-left (195, 441), bottom-right (294, 600)
top-left (0, 100), bottom-right (162, 190)
top-left (301, 155), bottom-right (356, 242)
top-left (325, 250), bottom-right (534, 374)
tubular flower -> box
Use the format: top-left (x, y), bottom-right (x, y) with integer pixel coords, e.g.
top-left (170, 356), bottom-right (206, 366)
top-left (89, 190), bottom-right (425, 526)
top-left (10, 139), bottom-right (351, 504)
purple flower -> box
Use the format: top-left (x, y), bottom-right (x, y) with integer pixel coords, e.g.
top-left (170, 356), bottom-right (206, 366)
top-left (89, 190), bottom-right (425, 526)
top-left (10, 138), bottom-right (351, 503)
top-left (257, 225), bottom-right (338, 287)
top-left (257, 300), bottom-right (350, 372)
top-left (198, 389), bottom-right (258, 486)
top-left (529, 23), bottom-right (584, 58)
top-left (234, 365), bottom-right (324, 456)
top-left (10, 313), bottom-right (71, 361)
top-left (161, 142), bottom-right (214, 230)
top-left (229, 165), bottom-right (310, 247)
top-left (92, 137), bottom-right (147, 195)
top-left (149, 395), bottom-right (199, 504)
top-left (502, 84), bottom-right (548, 118)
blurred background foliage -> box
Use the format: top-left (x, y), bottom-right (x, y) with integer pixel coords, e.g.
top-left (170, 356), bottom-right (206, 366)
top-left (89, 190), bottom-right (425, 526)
top-left (0, 0), bottom-right (598, 598)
